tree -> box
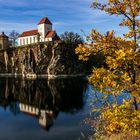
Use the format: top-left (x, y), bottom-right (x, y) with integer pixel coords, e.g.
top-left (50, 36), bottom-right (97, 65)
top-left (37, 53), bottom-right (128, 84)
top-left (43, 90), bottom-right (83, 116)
top-left (60, 31), bottom-right (83, 45)
top-left (75, 0), bottom-right (140, 138)
top-left (9, 30), bottom-right (19, 47)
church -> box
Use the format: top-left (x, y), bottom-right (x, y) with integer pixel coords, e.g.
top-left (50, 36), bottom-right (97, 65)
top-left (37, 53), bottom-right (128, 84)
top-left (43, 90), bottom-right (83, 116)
top-left (18, 17), bottom-right (59, 46)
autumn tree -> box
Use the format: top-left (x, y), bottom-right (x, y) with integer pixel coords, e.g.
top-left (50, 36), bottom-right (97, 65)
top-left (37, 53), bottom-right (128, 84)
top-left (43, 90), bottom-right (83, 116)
top-left (76, 0), bottom-right (140, 138)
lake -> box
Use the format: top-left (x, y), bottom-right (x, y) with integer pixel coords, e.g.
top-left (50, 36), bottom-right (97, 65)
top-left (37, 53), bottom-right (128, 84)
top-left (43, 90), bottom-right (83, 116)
top-left (0, 77), bottom-right (95, 140)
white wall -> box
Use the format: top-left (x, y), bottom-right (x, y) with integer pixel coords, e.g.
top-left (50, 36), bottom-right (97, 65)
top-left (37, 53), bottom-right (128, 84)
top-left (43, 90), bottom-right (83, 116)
top-left (38, 24), bottom-right (45, 40)
top-left (45, 37), bottom-right (52, 42)
top-left (38, 23), bottom-right (52, 40)
top-left (18, 35), bottom-right (38, 46)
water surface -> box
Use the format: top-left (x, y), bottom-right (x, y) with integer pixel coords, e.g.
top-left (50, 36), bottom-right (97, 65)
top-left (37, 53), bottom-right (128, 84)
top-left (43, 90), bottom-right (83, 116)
top-left (0, 77), bottom-right (94, 140)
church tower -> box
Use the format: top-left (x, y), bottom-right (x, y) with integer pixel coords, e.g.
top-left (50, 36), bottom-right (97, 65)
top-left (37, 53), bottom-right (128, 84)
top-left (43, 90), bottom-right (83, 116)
top-left (38, 17), bottom-right (52, 42)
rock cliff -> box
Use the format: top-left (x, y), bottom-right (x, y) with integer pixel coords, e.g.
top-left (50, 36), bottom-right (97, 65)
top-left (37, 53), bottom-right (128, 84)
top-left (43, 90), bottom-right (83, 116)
top-left (0, 42), bottom-right (86, 77)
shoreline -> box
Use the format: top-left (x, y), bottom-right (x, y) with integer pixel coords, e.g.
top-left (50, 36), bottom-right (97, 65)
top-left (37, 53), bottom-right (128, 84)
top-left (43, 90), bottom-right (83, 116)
top-left (0, 73), bottom-right (86, 79)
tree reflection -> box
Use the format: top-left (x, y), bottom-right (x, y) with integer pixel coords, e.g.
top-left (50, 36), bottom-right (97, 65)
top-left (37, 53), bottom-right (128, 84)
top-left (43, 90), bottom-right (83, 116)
top-left (0, 77), bottom-right (87, 130)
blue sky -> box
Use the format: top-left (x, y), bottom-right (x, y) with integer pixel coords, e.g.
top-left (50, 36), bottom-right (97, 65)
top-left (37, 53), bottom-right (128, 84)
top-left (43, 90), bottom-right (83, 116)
top-left (0, 0), bottom-right (127, 36)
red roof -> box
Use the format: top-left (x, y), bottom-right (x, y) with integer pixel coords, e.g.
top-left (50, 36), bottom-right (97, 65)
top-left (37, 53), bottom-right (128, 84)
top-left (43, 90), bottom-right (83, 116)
top-left (38, 17), bottom-right (52, 25)
top-left (45, 31), bottom-right (55, 38)
top-left (19, 29), bottom-right (38, 37)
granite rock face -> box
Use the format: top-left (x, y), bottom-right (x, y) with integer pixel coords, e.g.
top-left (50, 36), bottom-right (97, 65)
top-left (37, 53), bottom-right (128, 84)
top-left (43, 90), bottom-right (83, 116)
top-left (0, 42), bottom-right (86, 76)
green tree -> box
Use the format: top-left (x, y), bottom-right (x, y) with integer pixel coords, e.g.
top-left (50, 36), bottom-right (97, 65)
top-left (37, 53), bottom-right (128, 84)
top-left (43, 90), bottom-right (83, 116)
top-left (76, 0), bottom-right (140, 138)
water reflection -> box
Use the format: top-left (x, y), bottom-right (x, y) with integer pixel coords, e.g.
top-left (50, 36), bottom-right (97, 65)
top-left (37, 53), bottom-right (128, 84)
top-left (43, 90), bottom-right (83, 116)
top-left (0, 77), bottom-right (87, 131)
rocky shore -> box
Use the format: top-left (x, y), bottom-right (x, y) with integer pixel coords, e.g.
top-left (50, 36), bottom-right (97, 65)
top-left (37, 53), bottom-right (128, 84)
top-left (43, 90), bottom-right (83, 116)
top-left (0, 42), bottom-right (86, 79)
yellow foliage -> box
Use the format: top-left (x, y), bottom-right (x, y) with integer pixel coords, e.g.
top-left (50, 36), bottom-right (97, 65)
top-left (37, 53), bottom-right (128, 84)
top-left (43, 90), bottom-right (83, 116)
top-left (100, 100), bottom-right (140, 135)
top-left (76, 0), bottom-right (140, 139)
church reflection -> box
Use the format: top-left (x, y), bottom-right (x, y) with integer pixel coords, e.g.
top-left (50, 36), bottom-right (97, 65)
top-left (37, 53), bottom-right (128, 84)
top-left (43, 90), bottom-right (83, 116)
top-left (19, 103), bottom-right (54, 130)
top-left (0, 77), bottom-right (87, 131)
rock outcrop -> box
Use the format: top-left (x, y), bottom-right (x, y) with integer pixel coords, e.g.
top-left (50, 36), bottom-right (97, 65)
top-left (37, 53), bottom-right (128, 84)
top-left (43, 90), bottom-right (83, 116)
top-left (0, 42), bottom-right (86, 77)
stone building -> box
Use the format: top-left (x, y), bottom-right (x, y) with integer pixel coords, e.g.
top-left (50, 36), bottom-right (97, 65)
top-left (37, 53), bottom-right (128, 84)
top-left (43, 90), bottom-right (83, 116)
top-left (18, 17), bottom-right (59, 46)
top-left (0, 32), bottom-right (9, 50)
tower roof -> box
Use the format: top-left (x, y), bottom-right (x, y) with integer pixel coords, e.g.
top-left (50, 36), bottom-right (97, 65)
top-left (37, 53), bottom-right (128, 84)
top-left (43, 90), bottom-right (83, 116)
top-left (38, 17), bottom-right (52, 25)
top-left (0, 32), bottom-right (8, 38)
